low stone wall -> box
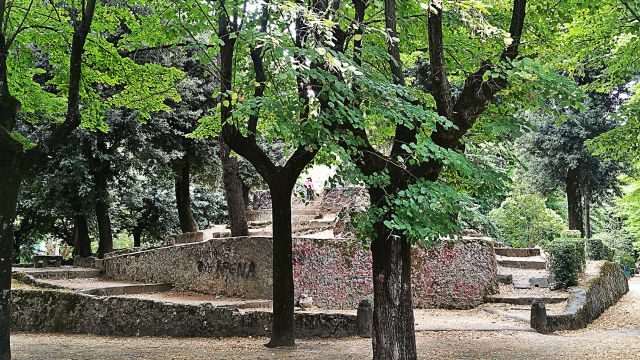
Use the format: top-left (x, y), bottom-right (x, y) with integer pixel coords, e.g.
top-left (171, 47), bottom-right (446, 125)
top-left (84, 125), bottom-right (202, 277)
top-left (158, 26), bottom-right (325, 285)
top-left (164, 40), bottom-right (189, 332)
top-left (11, 289), bottom-right (356, 338)
top-left (531, 261), bottom-right (629, 333)
top-left (105, 237), bottom-right (498, 310)
top-left (105, 238), bottom-right (273, 299)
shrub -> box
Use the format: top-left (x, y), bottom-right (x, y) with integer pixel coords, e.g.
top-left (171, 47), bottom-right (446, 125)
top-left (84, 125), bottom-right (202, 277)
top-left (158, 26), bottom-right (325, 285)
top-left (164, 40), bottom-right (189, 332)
top-left (489, 193), bottom-right (565, 247)
top-left (585, 238), bottom-right (605, 260)
top-left (548, 238), bottom-right (585, 288)
top-left (592, 230), bottom-right (637, 268)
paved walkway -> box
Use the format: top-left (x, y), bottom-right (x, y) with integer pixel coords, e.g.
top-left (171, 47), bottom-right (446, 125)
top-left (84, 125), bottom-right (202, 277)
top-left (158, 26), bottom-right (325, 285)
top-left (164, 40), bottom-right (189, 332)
top-left (11, 277), bottom-right (640, 359)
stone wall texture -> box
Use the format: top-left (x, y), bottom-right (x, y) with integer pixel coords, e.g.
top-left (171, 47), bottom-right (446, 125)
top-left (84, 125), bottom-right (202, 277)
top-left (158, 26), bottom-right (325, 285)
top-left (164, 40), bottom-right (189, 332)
top-left (532, 261), bottom-right (629, 333)
top-left (319, 187), bottom-right (369, 214)
top-left (11, 289), bottom-right (356, 338)
top-left (105, 237), bottom-right (498, 310)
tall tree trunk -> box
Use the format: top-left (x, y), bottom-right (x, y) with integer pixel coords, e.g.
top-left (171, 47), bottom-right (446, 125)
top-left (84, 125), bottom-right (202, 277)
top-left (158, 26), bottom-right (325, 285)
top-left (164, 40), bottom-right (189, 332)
top-left (72, 213), bottom-right (92, 257)
top-left (133, 228), bottom-right (142, 248)
top-left (566, 167), bottom-right (584, 236)
top-left (175, 149), bottom-right (198, 233)
top-left (583, 189), bottom-right (591, 239)
top-left (84, 136), bottom-right (113, 258)
top-left (265, 184), bottom-right (295, 347)
top-left (369, 189), bottom-right (417, 360)
top-left (95, 199), bottom-right (112, 257)
top-left (0, 152), bottom-right (23, 360)
top-left (219, 138), bottom-right (249, 236)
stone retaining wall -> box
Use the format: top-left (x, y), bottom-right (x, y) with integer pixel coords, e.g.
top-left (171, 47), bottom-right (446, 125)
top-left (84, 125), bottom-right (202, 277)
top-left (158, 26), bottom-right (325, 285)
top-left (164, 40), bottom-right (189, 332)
top-left (531, 261), bottom-right (629, 333)
top-left (105, 237), bottom-right (498, 309)
top-left (11, 289), bottom-right (356, 338)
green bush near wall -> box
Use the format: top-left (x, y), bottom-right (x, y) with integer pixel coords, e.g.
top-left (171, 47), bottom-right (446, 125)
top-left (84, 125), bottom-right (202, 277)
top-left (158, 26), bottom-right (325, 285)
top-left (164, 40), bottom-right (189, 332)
top-left (548, 237), bottom-right (586, 288)
top-left (585, 238), bottom-right (614, 261)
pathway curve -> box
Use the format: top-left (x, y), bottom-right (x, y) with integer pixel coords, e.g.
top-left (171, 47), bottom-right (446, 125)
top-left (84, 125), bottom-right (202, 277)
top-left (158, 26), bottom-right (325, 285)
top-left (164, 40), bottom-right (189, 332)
top-left (12, 277), bottom-right (640, 359)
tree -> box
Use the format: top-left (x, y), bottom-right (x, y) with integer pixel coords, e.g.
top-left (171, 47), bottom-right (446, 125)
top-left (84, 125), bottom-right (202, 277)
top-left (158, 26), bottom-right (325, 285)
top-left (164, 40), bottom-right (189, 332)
top-left (520, 94), bottom-right (625, 238)
top-left (214, 1), bottom-right (321, 346)
top-left (0, 0), bottom-right (97, 356)
top-left (489, 192), bottom-right (565, 247)
top-left (308, 1), bottom-right (531, 357)
top-left (1, 0), bottom-right (183, 355)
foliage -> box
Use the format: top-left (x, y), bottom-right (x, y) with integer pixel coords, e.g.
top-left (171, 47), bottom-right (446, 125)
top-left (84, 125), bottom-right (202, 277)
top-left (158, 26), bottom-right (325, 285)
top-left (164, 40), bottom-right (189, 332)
top-left (585, 238), bottom-right (614, 261)
top-left (548, 238), bottom-right (586, 288)
top-left (519, 94), bottom-right (625, 202)
top-left (592, 229), bottom-right (638, 268)
top-left (489, 192), bottom-right (565, 247)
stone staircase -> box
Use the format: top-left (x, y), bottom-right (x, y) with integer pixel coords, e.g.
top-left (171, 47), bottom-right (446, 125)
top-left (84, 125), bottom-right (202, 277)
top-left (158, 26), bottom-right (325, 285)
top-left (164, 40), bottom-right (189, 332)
top-left (245, 197), bottom-right (337, 236)
top-left (487, 247), bottom-right (569, 306)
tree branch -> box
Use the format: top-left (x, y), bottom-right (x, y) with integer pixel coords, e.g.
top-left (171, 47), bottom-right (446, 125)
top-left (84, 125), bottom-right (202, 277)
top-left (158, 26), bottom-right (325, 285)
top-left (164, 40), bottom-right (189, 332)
top-left (38, 0), bottom-right (97, 155)
top-left (427, 4), bottom-right (453, 119)
top-left (431, 0), bottom-right (527, 150)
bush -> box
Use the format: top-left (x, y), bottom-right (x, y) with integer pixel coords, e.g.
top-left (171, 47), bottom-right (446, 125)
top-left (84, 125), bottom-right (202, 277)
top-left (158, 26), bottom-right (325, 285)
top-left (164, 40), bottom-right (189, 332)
top-left (592, 230), bottom-right (637, 268)
top-left (585, 238), bottom-right (605, 260)
top-left (489, 193), bottom-right (565, 247)
top-left (548, 238), bottom-right (585, 288)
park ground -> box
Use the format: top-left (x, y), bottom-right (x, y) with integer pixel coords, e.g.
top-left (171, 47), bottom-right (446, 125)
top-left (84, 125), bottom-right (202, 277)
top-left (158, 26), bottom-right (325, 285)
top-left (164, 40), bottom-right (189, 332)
top-left (12, 277), bottom-right (640, 360)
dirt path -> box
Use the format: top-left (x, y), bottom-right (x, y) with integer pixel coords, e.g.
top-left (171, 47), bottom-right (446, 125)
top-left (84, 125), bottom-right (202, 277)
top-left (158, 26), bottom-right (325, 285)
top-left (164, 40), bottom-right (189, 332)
top-left (12, 278), bottom-right (640, 360)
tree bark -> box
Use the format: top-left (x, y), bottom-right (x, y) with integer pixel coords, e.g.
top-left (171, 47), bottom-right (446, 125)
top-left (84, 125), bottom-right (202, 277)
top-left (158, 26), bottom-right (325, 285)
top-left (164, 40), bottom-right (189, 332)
top-left (95, 199), bottom-right (113, 257)
top-left (83, 135), bottom-right (113, 258)
top-left (218, 138), bottom-right (249, 236)
top-left (133, 228), bottom-right (142, 248)
top-left (94, 154), bottom-right (113, 257)
top-left (265, 184), bottom-right (295, 347)
top-left (583, 189), bottom-right (591, 239)
top-left (0, 152), bottom-right (23, 360)
top-left (175, 149), bottom-right (198, 233)
top-left (369, 189), bottom-right (417, 360)
top-left (242, 182), bottom-right (251, 210)
top-left (72, 213), bottom-right (92, 258)
top-left (566, 167), bottom-right (584, 237)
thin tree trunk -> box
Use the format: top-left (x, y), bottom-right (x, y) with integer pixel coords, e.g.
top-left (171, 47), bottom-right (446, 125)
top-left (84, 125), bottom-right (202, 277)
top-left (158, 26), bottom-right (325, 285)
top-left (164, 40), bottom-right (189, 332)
top-left (242, 182), bottom-right (251, 210)
top-left (265, 185), bottom-right (295, 347)
top-left (0, 152), bottom-right (23, 360)
top-left (566, 167), bottom-right (584, 236)
top-left (72, 213), bottom-right (92, 258)
top-left (583, 190), bottom-right (591, 239)
top-left (219, 138), bottom-right (249, 236)
top-left (369, 189), bottom-right (417, 360)
top-left (175, 150), bottom-right (198, 233)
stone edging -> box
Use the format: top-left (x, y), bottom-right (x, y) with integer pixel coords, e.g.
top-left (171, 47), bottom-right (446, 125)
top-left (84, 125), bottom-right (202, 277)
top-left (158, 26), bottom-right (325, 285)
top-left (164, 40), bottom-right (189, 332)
top-left (11, 288), bottom-right (357, 339)
top-left (531, 261), bottom-right (629, 333)
top-left (11, 272), bottom-right (67, 290)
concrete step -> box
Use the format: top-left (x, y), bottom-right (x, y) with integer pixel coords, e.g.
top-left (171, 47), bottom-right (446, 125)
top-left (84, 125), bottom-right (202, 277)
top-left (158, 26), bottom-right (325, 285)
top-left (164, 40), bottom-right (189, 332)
top-left (486, 295), bottom-right (568, 305)
top-left (78, 283), bottom-right (172, 296)
top-left (495, 248), bottom-right (541, 257)
top-left (497, 259), bottom-right (546, 270)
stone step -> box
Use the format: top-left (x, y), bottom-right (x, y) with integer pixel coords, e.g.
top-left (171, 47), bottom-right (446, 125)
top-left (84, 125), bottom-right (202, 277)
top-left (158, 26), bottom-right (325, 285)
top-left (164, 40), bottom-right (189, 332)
top-left (486, 295), bottom-right (568, 305)
top-left (246, 209), bottom-right (322, 222)
top-left (12, 267), bottom-right (102, 280)
top-left (497, 259), bottom-right (546, 270)
top-left (77, 283), bottom-right (173, 296)
top-left (494, 248), bottom-right (541, 257)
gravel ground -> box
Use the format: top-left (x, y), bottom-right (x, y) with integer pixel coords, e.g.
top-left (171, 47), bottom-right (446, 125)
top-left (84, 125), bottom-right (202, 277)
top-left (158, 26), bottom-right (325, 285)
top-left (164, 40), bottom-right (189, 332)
top-left (11, 277), bottom-right (640, 360)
